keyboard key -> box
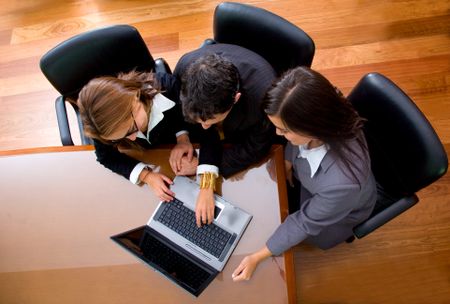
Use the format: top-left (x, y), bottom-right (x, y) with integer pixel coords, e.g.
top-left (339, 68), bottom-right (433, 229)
top-left (155, 198), bottom-right (232, 258)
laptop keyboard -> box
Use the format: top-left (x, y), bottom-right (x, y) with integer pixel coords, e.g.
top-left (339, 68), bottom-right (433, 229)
top-left (140, 231), bottom-right (211, 291)
top-left (155, 198), bottom-right (234, 258)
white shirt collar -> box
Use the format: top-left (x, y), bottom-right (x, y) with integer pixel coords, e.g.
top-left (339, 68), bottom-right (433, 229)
top-left (297, 143), bottom-right (329, 178)
top-left (137, 93), bottom-right (175, 141)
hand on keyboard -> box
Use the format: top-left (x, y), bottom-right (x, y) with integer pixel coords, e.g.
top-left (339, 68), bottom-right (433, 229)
top-left (142, 172), bottom-right (175, 202)
top-left (195, 188), bottom-right (215, 227)
top-left (155, 198), bottom-right (233, 258)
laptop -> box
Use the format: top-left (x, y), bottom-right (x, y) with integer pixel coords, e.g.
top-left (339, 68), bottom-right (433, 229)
top-left (111, 176), bottom-right (252, 297)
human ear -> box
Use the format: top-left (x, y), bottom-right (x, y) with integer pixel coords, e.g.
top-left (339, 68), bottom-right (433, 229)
top-left (234, 92), bottom-right (241, 103)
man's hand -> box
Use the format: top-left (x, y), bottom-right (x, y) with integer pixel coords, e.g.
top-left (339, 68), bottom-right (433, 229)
top-left (170, 134), bottom-right (194, 174)
top-left (195, 188), bottom-right (215, 227)
top-left (176, 156), bottom-right (198, 176)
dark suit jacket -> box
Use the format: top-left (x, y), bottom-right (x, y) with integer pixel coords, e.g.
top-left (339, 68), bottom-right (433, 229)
top-left (173, 43), bottom-right (277, 177)
top-left (93, 72), bottom-right (187, 180)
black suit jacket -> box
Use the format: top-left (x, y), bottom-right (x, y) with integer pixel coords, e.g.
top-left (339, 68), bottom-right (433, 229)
top-left (173, 43), bottom-right (277, 177)
top-left (93, 72), bottom-right (187, 180)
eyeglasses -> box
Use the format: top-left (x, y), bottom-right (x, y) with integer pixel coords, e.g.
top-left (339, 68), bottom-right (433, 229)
top-left (110, 112), bottom-right (139, 143)
top-left (124, 112), bottom-right (139, 137)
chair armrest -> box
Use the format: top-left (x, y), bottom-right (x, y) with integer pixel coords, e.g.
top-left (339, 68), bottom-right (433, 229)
top-left (200, 38), bottom-right (216, 48)
top-left (76, 110), bottom-right (93, 146)
top-left (55, 96), bottom-right (92, 146)
top-left (353, 194), bottom-right (419, 238)
top-left (55, 96), bottom-right (75, 146)
top-left (154, 58), bottom-right (172, 74)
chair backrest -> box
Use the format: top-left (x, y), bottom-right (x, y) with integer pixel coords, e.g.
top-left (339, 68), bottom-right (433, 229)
top-left (347, 73), bottom-right (448, 197)
top-left (212, 2), bottom-right (315, 75)
top-left (40, 24), bottom-right (155, 100)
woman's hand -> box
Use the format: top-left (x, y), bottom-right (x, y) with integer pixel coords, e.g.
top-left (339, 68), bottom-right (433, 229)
top-left (232, 246), bottom-right (272, 282)
top-left (195, 188), bottom-right (215, 227)
top-left (141, 171), bottom-right (175, 202)
top-left (170, 134), bottom-right (194, 174)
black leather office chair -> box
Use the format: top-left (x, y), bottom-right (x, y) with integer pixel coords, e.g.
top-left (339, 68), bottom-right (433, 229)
top-left (203, 2), bottom-right (315, 74)
top-left (40, 24), bottom-right (170, 146)
top-left (348, 73), bottom-right (448, 238)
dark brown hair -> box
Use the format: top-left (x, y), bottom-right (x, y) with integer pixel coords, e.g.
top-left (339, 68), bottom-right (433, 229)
top-left (264, 66), bottom-right (367, 184)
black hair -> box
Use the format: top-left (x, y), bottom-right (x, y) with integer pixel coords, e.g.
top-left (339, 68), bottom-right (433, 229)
top-left (180, 53), bottom-right (240, 122)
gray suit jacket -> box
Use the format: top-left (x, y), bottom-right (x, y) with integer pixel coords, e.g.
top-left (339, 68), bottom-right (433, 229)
top-left (266, 137), bottom-right (377, 254)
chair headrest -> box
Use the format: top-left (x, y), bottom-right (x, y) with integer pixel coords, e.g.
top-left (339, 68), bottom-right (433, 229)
top-left (348, 73), bottom-right (448, 195)
top-left (40, 24), bottom-right (155, 98)
top-left (213, 2), bottom-right (315, 75)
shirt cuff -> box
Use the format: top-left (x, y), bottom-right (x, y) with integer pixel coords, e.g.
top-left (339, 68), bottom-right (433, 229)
top-left (196, 164), bottom-right (219, 177)
top-left (129, 162), bottom-right (159, 184)
top-left (175, 130), bottom-right (189, 138)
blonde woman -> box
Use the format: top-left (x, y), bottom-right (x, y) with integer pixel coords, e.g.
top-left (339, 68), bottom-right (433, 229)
top-left (78, 71), bottom-right (196, 201)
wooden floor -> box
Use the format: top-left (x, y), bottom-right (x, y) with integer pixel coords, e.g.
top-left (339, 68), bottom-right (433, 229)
top-left (1, 1), bottom-right (449, 303)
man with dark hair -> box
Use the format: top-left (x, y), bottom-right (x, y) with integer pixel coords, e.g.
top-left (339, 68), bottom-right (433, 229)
top-left (172, 43), bottom-right (277, 227)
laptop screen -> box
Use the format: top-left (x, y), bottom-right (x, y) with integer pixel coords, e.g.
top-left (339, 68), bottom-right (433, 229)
top-left (111, 226), bottom-right (217, 297)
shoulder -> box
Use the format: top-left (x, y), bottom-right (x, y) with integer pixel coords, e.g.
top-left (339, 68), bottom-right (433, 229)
top-left (179, 43), bottom-right (259, 59)
top-left (318, 138), bottom-right (371, 186)
top-left (154, 72), bottom-right (180, 102)
top-left (175, 43), bottom-right (275, 75)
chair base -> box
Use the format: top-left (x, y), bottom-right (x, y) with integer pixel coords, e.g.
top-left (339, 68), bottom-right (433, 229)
top-left (345, 236), bottom-right (355, 243)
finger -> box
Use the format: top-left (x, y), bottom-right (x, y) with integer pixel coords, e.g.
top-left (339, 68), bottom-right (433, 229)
top-left (170, 150), bottom-right (181, 171)
top-left (187, 148), bottom-right (194, 162)
top-left (161, 194), bottom-right (172, 202)
top-left (157, 190), bottom-right (170, 202)
top-left (161, 185), bottom-right (175, 198)
top-left (201, 208), bottom-right (207, 225)
top-left (195, 209), bottom-right (202, 227)
top-left (169, 156), bottom-right (177, 174)
top-left (176, 168), bottom-right (186, 176)
top-left (161, 175), bottom-right (174, 185)
top-left (162, 186), bottom-right (175, 198)
top-left (207, 205), bottom-right (214, 224)
top-left (232, 269), bottom-right (248, 282)
top-left (162, 187), bottom-right (174, 200)
top-left (176, 156), bottom-right (183, 172)
top-left (232, 273), bottom-right (247, 282)
top-left (232, 263), bottom-right (245, 279)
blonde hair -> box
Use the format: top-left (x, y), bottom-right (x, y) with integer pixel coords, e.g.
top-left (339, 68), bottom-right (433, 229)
top-left (77, 71), bottom-right (160, 143)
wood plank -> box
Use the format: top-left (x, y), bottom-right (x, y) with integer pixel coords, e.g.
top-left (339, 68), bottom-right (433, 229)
top-left (0, 56), bottom-right (42, 78)
top-left (295, 249), bottom-right (450, 304)
top-left (0, 1), bottom-right (449, 303)
top-left (311, 14), bottom-right (450, 49)
top-left (0, 145), bottom-right (94, 156)
top-left (9, 0), bottom-right (221, 44)
top-left (142, 33), bottom-right (179, 54)
top-left (0, 29), bottom-right (11, 46)
top-left (318, 54), bottom-right (450, 93)
top-left (313, 34), bottom-right (450, 70)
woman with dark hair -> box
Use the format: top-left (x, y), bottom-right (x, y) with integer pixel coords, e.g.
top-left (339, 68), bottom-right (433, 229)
top-left (78, 70), bottom-right (196, 201)
top-left (232, 66), bottom-right (377, 282)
